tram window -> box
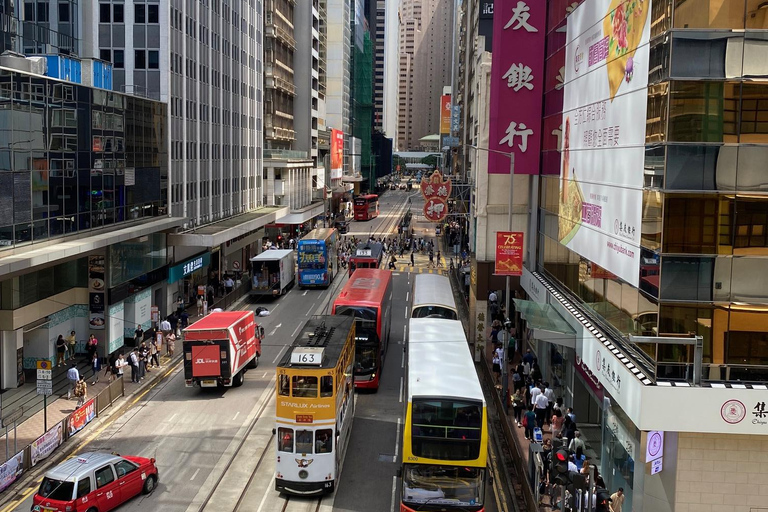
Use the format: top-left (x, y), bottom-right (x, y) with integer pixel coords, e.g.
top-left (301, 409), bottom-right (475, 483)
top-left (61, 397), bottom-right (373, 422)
top-left (292, 376), bottom-right (318, 397)
top-left (320, 376), bottom-right (334, 397)
top-left (315, 429), bottom-right (333, 453)
top-left (296, 429), bottom-right (314, 454)
top-left (278, 428), bottom-right (294, 452)
top-left (279, 374), bottom-right (290, 396)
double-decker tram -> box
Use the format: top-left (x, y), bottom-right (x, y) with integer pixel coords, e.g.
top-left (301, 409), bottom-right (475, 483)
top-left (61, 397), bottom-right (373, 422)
top-left (411, 273), bottom-right (459, 320)
top-left (348, 242), bottom-right (384, 275)
top-left (353, 194), bottom-right (379, 221)
top-left (331, 268), bottom-right (393, 390)
top-left (275, 315), bottom-right (355, 496)
top-left (401, 318), bottom-right (488, 512)
top-left (297, 228), bottom-right (339, 288)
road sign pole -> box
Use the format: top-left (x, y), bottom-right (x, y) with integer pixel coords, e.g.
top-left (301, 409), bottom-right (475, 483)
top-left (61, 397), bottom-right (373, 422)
top-left (43, 395), bottom-right (47, 432)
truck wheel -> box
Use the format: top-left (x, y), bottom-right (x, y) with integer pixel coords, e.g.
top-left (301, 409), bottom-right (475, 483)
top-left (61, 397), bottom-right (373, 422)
top-left (247, 356), bottom-right (259, 369)
top-left (233, 370), bottom-right (244, 387)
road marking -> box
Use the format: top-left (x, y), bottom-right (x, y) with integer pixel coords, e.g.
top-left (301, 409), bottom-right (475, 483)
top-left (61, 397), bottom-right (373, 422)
top-left (232, 411), bottom-right (240, 421)
top-left (307, 302), bottom-right (316, 315)
top-left (168, 413), bottom-right (177, 423)
top-left (272, 345), bottom-right (287, 364)
top-left (401, 350), bottom-right (405, 368)
top-left (406, 291), bottom-right (409, 302)
top-left (255, 483), bottom-right (272, 512)
top-left (262, 371), bottom-right (268, 378)
top-left (399, 377), bottom-right (404, 403)
top-left (393, 417), bottom-right (401, 462)
top-left (303, 290), bottom-right (308, 296)
top-left (291, 323), bottom-right (302, 337)
top-left (268, 323), bottom-right (282, 336)
top-left (404, 307), bottom-right (408, 318)
top-left (403, 325), bottom-right (406, 342)
top-left (190, 468), bottom-right (200, 481)
top-left (390, 475), bottom-right (397, 512)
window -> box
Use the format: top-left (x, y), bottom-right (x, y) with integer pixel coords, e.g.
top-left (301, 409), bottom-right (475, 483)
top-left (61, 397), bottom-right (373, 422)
top-left (148, 4), bottom-right (159, 23)
top-left (315, 429), bottom-right (333, 453)
top-left (58, 2), bottom-right (70, 22)
top-left (76, 477), bottom-right (91, 499)
top-left (295, 430), bottom-right (313, 454)
top-left (113, 50), bottom-right (124, 69)
top-left (99, 3), bottom-right (110, 22)
top-left (24, 2), bottom-right (34, 21)
top-left (135, 4), bottom-right (145, 23)
top-left (37, 2), bottom-right (49, 21)
top-left (278, 427), bottom-right (293, 452)
top-left (320, 375), bottom-right (333, 397)
top-left (113, 4), bottom-right (124, 23)
top-left (278, 374), bottom-right (289, 395)
top-left (100, 49), bottom-right (111, 62)
top-left (291, 376), bottom-right (317, 397)
top-left (114, 459), bottom-right (138, 478)
top-left (135, 50), bottom-right (146, 69)
top-left (94, 466), bottom-right (115, 488)
top-left (148, 51), bottom-right (159, 69)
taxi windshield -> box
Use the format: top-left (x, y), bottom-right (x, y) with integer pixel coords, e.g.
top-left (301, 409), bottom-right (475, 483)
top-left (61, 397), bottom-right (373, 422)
top-left (39, 477), bottom-right (75, 501)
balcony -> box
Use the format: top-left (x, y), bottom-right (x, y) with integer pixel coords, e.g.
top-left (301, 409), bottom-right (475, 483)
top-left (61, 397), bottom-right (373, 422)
top-left (265, 126), bottom-right (296, 141)
top-left (264, 149), bottom-right (308, 159)
top-left (265, 23), bottom-right (296, 51)
top-left (265, 74), bottom-right (296, 96)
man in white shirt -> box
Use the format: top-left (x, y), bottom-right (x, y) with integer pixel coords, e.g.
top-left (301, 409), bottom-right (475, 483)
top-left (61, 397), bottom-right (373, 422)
top-left (530, 383), bottom-right (542, 405)
top-left (534, 391), bottom-right (549, 428)
top-left (66, 363), bottom-right (80, 399)
top-left (488, 291), bottom-right (498, 303)
top-left (159, 318), bottom-right (171, 333)
top-left (544, 383), bottom-right (556, 426)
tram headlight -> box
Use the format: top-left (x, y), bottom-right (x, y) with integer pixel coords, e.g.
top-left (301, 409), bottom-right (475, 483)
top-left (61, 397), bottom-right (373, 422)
top-left (299, 470), bottom-right (309, 479)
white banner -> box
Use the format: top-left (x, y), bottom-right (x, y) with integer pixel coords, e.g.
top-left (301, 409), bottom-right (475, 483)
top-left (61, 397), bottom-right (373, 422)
top-left (559, 0), bottom-right (652, 287)
top-left (31, 423), bottom-right (63, 466)
top-left (108, 301), bottom-right (125, 354)
top-left (0, 451), bottom-right (23, 492)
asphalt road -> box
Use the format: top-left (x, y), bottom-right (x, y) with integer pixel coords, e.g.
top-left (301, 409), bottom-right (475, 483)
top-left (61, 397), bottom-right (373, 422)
top-left (17, 189), bottom-right (498, 512)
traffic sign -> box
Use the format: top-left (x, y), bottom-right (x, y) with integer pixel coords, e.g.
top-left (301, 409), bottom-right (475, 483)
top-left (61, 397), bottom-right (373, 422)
top-left (36, 380), bottom-right (52, 390)
top-left (36, 388), bottom-right (52, 396)
top-left (36, 360), bottom-right (51, 370)
top-left (36, 369), bottom-right (52, 380)
top-left (1, 407), bottom-right (23, 428)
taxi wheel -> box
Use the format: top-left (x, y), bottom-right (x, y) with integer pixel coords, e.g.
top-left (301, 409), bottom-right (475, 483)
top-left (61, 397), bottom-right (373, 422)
top-left (85, 508), bottom-right (98, 512)
top-left (143, 474), bottom-right (157, 494)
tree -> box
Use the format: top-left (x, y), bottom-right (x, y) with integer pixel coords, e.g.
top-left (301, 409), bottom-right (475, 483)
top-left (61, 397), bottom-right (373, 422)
top-left (421, 154), bottom-right (439, 169)
top-left (392, 155), bottom-right (407, 174)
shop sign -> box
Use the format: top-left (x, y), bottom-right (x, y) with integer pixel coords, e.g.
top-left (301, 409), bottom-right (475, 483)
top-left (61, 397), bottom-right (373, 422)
top-left (521, 267), bottom-right (544, 303)
top-left (645, 430), bottom-right (664, 463)
top-left (169, 252), bottom-right (211, 283)
top-left (420, 170), bottom-right (451, 223)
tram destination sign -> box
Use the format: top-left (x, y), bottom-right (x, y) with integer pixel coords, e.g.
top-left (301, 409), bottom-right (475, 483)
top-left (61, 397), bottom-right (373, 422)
top-left (290, 347), bottom-right (324, 366)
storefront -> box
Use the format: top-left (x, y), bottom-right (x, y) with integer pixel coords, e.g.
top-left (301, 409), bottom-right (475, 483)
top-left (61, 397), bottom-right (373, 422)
top-left (168, 252), bottom-right (211, 308)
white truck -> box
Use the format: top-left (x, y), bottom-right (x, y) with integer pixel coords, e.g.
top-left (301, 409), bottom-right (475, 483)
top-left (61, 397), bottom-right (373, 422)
top-left (250, 249), bottom-right (296, 297)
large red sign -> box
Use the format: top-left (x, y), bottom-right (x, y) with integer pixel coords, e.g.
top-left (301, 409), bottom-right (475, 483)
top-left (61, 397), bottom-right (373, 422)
top-left (420, 170), bottom-right (451, 223)
top-left (192, 345), bottom-right (221, 377)
top-left (68, 398), bottom-right (96, 436)
top-left (495, 231), bottom-right (524, 276)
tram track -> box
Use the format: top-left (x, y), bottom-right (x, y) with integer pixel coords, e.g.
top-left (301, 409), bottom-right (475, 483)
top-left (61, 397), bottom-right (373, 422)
top-left (278, 495), bottom-right (323, 512)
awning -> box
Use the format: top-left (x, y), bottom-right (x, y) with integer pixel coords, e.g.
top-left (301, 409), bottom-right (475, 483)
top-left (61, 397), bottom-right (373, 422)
top-left (514, 299), bottom-right (576, 348)
top-left (168, 206), bottom-right (288, 247)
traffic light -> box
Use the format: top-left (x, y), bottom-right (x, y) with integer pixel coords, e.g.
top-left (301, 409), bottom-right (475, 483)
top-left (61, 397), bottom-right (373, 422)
top-left (551, 447), bottom-right (570, 485)
top-left (595, 487), bottom-right (612, 512)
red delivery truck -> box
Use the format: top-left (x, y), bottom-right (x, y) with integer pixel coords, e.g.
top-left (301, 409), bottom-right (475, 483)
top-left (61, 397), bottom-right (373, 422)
top-left (183, 311), bottom-right (262, 388)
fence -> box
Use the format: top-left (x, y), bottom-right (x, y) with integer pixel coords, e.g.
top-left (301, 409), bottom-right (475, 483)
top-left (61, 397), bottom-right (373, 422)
top-left (210, 278), bottom-right (252, 311)
top-left (0, 376), bottom-right (125, 493)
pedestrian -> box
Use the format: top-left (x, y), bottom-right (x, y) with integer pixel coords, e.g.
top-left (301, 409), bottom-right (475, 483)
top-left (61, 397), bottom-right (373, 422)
top-left (512, 387), bottom-right (526, 427)
top-left (159, 316), bottom-right (171, 335)
top-left (106, 353), bottom-right (117, 382)
top-left (563, 416), bottom-right (577, 445)
top-left (134, 324), bottom-right (144, 346)
top-left (180, 310), bottom-right (190, 331)
top-left (176, 296), bottom-right (185, 315)
top-left (116, 353), bottom-right (127, 381)
top-left (56, 335), bottom-right (67, 367)
top-left (86, 334), bottom-right (98, 362)
top-left (149, 337), bottom-right (160, 368)
top-left (544, 382), bottom-right (555, 424)
top-left (534, 385), bottom-right (549, 429)
top-left (410, 251), bottom-right (415, 267)
top-left (569, 430), bottom-right (586, 453)
top-left (492, 349), bottom-right (501, 386)
top-left (551, 409), bottom-right (565, 438)
top-left (66, 363), bottom-right (79, 399)
top-left (224, 275), bottom-right (234, 294)
top-left (139, 342), bottom-right (149, 378)
top-left (197, 295), bottom-right (204, 316)
top-left (169, 312), bottom-right (179, 337)
top-left (573, 446), bottom-right (587, 470)
top-left (66, 330), bottom-right (77, 360)
top-left (523, 348), bottom-right (534, 366)
top-left (74, 375), bottom-right (87, 408)
top-left (523, 405), bottom-right (537, 441)
top-left (610, 487), bottom-right (624, 512)
top-left (388, 254), bottom-right (397, 270)
top-left (428, 250), bottom-right (434, 268)
top-left (167, 332), bottom-right (176, 357)
top-left (566, 406), bottom-right (576, 423)
top-left (91, 351), bottom-right (101, 385)
top-left (129, 348), bottom-right (141, 383)
top-left (436, 251), bottom-right (442, 267)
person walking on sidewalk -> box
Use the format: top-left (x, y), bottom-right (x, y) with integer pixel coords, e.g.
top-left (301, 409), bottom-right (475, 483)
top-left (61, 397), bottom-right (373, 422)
top-left (523, 405), bottom-right (537, 441)
top-left (534, 386), bottom-right (550, 429)
top-left (91, 352), bottom-right (101, 385)
top-left (197, 295), bottom-right (204, 316)
top-left (66, 363), bottom-right (79, 399)
top-left (86, 334), bottom-right (98, 363)
top-left (410, 251), bottom-right (415, 267)
top-left (180, 310), bottom-right (190, 332)
top-left (74, 376), bottom-right (87, 408)
top-left (512, 387), bottom-right (526, 427)
top-left (610, 488), bottom-right (625, 512)
top-left (544, 382), bottom-right (556, 425)
top-left (436, 251), bottom-right (443, 268)
top-left (56, 335), bottom-right (67, 367)
top-left (167, 332), bottom-right (176, 357)
top-left (134, 324), bottom-right (144, 346)
top-left (569, 430), bottom-right (586, 453)
top-left (551, 409), bottom-right (565, 439)
top-left (139, 342), bottom-right (149, 379)
top-left (149, 337), bottom-right (160, 368)
top-left (129, 348), bottom-right (141, 383)
top-left (66, 330), bottom-right (77, 361)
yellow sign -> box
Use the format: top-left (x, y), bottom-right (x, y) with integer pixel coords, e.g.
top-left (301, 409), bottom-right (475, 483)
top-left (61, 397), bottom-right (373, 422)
top-left (36, 360), bottom-right (52, 370)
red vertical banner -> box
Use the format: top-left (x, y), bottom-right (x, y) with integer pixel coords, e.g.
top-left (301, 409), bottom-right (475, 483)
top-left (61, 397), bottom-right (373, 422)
top-left (488, 0), bottom-right (546, 174)
top-left (495, 232), bottom-right (524, 276)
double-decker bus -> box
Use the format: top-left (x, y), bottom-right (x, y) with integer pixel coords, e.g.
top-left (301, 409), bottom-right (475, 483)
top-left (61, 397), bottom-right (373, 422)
top-left (297, 228), bottom-right (339, 288)
top-left (275, 315), bottom-right (355, 496)
top-left (402, 318), bottom-right (488, 512)
top-left (411, 274), bottom-right (459, 320)
top-left (348, 242), bottom-right (384, 276)
top-left (354, 194), bottom-right (379, 221)
top-left (331, 268), bottom-right (393, 390)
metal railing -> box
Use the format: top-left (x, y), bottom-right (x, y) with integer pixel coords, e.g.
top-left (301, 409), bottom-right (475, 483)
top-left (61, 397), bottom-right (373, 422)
top-left (209, 278), bottom-right (251, 311)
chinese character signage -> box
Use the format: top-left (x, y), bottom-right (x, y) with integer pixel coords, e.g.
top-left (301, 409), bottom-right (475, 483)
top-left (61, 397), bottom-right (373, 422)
top-left (169, 252), bottom-right (211, 283)
top-left (559, 0), bottom-right (651, 287)
top-left (495, 231), bottom-right (523, 276)
top-left (440, 95), bottom-right (451, 135)
top-left (331, 129), bottom-right (344, 180)
top-left (420, 170), bottom-right (451, 222)
top-left (488, 0), bottom-right (545, 175)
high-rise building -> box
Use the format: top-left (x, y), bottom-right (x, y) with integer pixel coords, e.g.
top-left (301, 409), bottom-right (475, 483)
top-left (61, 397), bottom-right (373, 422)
top-left (366, 0), bottom-right (385, 132)
top-left (382, 0), bottom-right (399, 140)
top-left (396, 0), bottom-right (454, 151)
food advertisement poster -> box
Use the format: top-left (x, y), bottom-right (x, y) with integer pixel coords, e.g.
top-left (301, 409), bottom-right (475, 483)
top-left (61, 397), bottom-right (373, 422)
top-left (88, 255), bottom-right (106, 329)
top-left (68, 398), bottom-right (96, 436)
top-left (331, 129), bottom-right (344, 180)
top-left (488, 0), bottom-right (546, 174)
top-left (559, 0), bottom-right (651, 287)
top-left (495, 232), bottom-right (524, 276)
top-left (31, 423), bottom-right (63, 466)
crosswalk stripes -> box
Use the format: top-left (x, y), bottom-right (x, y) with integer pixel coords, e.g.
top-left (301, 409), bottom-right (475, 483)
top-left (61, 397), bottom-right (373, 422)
top-left (394, 265), bottom-right (448, 275)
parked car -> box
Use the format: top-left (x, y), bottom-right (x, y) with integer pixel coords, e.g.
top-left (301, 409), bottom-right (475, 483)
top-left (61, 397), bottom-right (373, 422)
top-left (33, 452), bottom-right (158, 512)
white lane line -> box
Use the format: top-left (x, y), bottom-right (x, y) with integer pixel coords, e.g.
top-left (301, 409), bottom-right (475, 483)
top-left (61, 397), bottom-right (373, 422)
top-left (232, 411), bottom-right (240, 421)
top-left (272, 345), bottom-right (287, 364)
top-left (190, 468), bottom-right (200, 481)
top-left (307, 302), bottom-right (316, 316)
top-left (256, 482), bottom-right (272, 512)
top-left (262, 371), bottom-right (268, 378)
top-left (404, 307), bottom-right (408, 318)
top-left (168, 413), bottom-right (177, 423)
top-left (272, 303), bottom-right (280, 310)
top-left (406, 292), bottom-right (409, 302)
top-left (399, 377), bottom-right (404, 403)
top-left (402, 325), bottom-right (406, 343)
top-left (390, 475), bottom-right (397, 512)
top-left (291, 323), bottom-right (302, 337)
top-left (303, 290), bottom-right (308, 296)
top-left (401, 350), bottom-right (405, 368)
top-left (393, 417), bottom-right (402, 462)
top-left (268, 324), bottom-right (281, 336)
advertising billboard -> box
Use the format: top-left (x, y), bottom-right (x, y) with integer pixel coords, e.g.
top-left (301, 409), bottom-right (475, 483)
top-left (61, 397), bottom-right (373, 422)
top-left (440, 95), bottom-right (451, 135)
top-left (559, 0), bottom-right (651, 287)
top-left (495, 232), bottom-right (524, 276)
top-left (487, 0), bottom-right (546, 174)
top-left (331, 129), bottom-right (344, 180)
top-left (420, 170), bottom-right (451, 222)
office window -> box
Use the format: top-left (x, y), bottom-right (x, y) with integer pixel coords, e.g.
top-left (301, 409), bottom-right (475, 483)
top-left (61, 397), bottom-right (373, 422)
top-left (99, 3), bottom-right (110, 22)
top-left (24, 2), bottom-right (35, 21)
top-left (100, 49), bottom-right (111, 62)
top-left (113, 4), bottom-right (124, 23)
top-left (148, 51), bottom-right (159, 69)
top-left (58, 2), bottom-right (70, 22)
top-left (135, 4), bottom-right (145, 23)
top-left (37, 2), bottom-right (48, 22)
top-left (135, 50), bottom-right (146, 69)
top-left (113, 50), bottom-right (124, 69)
top-left (148, 4), bottom-right (159, 23)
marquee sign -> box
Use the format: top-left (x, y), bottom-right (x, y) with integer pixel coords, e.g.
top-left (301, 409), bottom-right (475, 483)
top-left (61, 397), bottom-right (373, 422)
top-left (420, 170), bottom-right (451, 223)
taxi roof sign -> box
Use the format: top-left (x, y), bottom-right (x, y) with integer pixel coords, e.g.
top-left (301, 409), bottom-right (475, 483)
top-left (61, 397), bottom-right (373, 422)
top-left (36, 360), bottom-right (51, 370)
